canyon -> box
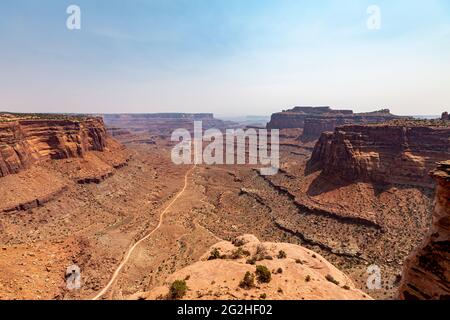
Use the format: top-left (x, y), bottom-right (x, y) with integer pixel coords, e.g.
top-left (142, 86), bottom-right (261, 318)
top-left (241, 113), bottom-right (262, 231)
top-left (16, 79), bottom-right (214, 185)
top-left (0, 111), bottom-right (448, 301)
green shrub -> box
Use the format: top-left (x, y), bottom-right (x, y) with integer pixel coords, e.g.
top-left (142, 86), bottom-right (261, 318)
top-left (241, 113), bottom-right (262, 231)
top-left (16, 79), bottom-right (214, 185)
top-left (168, 280), bottom-right (188, 300)
top-left (277, 250), bottom-right (287, 259)
top-left (256, 265), bottom-right (272, 283)
top-left (239, 272), bottom-right (255, 289)
top-left (208, 248), bottom-right (221, 260)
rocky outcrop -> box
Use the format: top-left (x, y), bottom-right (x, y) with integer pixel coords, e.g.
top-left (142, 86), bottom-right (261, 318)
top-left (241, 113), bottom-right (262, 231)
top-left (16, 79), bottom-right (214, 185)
top-left (130, 235), bottom-right (372, 300)
top-left (308, 123), bottom-right (450, 188)
top-left (0, 116), bottom-right (110, 177)
top-left (398, 161), bottom-right (450, 300)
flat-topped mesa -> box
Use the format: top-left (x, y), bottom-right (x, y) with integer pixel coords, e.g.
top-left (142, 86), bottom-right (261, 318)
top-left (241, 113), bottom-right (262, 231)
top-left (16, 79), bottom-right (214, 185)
top-left (103, 113), bottom-right (234, 136)
top-left (267, 106), bottom-right (352, 129)
top-left (308, 121), bottom-right (450, 188)
top-left (103, 113), bottom-right (215, 121)
top-left (0, 115), bottom-right (110, 177)
top-left (267, 106), bottom-right (404, 139)
top-left (398, 161), bottom-right (450, 300)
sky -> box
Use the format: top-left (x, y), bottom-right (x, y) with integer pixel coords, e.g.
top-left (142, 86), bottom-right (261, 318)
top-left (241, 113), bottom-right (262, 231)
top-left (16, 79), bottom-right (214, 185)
top-left (0, 0), bottom-right (449, 116)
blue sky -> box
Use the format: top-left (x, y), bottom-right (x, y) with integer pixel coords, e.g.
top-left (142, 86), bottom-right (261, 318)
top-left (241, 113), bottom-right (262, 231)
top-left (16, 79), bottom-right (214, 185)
top-left (0, 0), bottom-right (449, 116)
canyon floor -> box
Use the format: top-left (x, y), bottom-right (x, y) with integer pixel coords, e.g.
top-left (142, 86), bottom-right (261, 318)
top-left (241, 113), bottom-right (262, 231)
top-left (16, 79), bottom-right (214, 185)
top-left (0, 130), bottom-right (434, 300)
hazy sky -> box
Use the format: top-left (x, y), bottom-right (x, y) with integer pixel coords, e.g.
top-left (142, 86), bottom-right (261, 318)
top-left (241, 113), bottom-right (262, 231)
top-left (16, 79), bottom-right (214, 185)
top-left (1, 0), bottom-right (449, 116)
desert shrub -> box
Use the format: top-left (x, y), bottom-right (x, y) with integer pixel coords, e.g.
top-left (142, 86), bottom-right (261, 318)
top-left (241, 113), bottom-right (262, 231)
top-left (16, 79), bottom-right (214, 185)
top-left (168, 280), bottom-right (188, 300)
top-left (259, 293), bottom-right (267, 300)
top-left (246, 257), bottom-right (257, 265)
top-left (325, 274), bottom-right (340, 286)
top-left (343, 285), bottom-right (351, 290)
top-left (305, 275), bottom-right (311, 282)
top-left (256, 265), bottom-right (272, 283)
top-left (232, 237), bottom-right (246, 247)
top-left (277, 250), bottom-right (287, 259)
top-left (239, 272), bottom-right (255, 289)
top-left (276, 268), bottom-right (283, 274)
top-left (208, 248), bottom-right (221, 260)
top-left (277, 288), bottom-right (283, 293)
top-left (295, 259), bottom-right (303, 264)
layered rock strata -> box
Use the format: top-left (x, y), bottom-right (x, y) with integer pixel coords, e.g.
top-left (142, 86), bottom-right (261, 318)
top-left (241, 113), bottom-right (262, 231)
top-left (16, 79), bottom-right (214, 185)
top-left (398, 161), bottom-right (450, 300)
top-left (0, 115), bottom-right (110, 177)
top-left (308, 122), bottom-right (450, 188)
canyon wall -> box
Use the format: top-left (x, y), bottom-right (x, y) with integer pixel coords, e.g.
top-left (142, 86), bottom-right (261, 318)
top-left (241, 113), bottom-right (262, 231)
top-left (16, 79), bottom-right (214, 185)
top-left (308, 123), bottom-right (450, 188)
top-left (0, 117), bottom-right (109, 177)
top-left (398, 161), bottom-right (450, 300)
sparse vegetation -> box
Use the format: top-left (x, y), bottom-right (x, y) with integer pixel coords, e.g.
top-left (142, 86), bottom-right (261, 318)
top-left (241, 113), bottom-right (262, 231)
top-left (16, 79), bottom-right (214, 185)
top-left (246, 257), bottom-right (257, 265)
top-left (295, 259), bottom-right (303, 264)
top-left (239, 272), bottom-right (255, 289)
top-left (230, 247), bottom-right (251, 260)
top-left (277, 250), bottom-right (287, 259)
top-left (325, 274), bottom-right (340, 286)
top-left (276, 267), bottom-right (283, 274)
top-left (343, 285), bottom-right (351, 290)
top-left (305, 275), bottom-right (311, 282)
top-left (256, 265), bottom-right (272, 283)
top-left (168, 280), bottom-right (188, 300)
top-left (259, 293), bottom-right (267, 300)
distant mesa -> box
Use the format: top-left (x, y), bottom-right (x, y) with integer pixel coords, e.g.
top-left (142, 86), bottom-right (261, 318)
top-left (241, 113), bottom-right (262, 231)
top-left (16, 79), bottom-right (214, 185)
top-left (307, 121), bottom-right (450, 188)
top-left (442, 111), bottom-right (449, 121)
top-left (399, 161), bottom-right (450, 300)
top-left (267, 106), bottom-right (407, 141)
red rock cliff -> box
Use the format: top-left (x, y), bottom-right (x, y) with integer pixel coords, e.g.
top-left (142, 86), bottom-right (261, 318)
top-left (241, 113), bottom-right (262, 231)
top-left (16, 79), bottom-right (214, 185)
top-left (398, 161), bottom-right (450, 300)
top-left (0, 117), bottom-right (109, 177)
top-left (308, 123), bottom-right (450, 188)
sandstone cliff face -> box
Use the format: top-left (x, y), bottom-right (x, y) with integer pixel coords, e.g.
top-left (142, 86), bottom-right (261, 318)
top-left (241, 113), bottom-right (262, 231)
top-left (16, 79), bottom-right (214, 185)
top-left (0, 117), bottom-right (108, 177)
top-left (131, 235), bottom-right (372, 300)
top-left (398, 161), bottom-right (450, 300)
top-left (308, 124), bottom-right (450, 188)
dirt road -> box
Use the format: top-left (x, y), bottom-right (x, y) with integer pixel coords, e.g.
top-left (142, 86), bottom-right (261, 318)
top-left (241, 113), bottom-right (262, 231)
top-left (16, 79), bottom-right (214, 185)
top-left (92, 165), bottom-right (197, 300)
